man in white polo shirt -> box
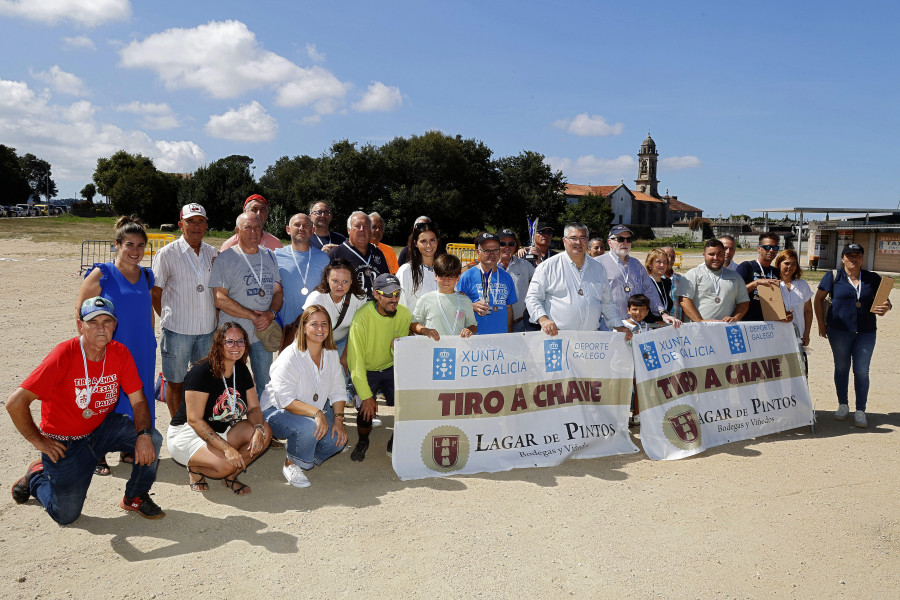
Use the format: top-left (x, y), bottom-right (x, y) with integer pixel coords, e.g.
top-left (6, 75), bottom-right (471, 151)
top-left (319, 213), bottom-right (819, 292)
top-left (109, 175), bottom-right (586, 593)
top-left (152, 203), bottom-right (219, 417)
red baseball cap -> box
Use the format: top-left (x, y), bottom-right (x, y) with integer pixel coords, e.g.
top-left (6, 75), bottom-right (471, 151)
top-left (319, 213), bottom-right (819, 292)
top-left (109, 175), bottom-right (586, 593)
top-left (244, 194), bottom-right (268, 209)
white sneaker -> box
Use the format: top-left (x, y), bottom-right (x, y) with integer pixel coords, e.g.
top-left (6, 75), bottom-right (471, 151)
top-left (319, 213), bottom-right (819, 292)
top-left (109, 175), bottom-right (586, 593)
top-left (854, 410), bottom-right (868, 428)
top-left (372, 416), bottom-right (382, 427)
top-left (282, 463), bottom-right (310, 488)
top-left (835, 404), bottom-right (850, 420)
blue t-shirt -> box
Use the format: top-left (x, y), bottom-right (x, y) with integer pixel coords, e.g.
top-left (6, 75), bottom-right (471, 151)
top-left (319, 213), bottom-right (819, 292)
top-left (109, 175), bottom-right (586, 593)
top-left (818, 268), bottom-right (881, 334)
top-left (455, 266), bottom-right (517, 335)
top-left (275, 246), bottom-right (330, 325)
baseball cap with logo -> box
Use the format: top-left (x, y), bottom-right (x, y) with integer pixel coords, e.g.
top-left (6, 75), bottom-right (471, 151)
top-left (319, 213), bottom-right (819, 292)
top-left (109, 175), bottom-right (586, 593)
top-left (80, 297), bottom-right (117, 321)
top-left (374, 273), bottom-right (402, 294)
top-left (609, 224), bottom-right (634, 238)
top-left (180, 203), bottom-right (207, 220)
top-left (841, 243), bottom-right (865, 256)
top-left (475, 232), bottom-right (500, 247)
top-left (533, 221), bottom-right (553, 235)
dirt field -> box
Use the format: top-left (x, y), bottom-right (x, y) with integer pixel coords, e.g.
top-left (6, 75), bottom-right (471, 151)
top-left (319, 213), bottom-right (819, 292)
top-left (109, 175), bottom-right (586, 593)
top-left (0, 232), bottom-right (897, 600)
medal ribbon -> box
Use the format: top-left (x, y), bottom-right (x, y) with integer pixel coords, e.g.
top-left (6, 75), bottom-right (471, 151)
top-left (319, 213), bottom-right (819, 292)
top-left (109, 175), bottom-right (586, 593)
top-left (236, 245), bottom-right (265, 291)
top-left (290, 248), bottom-right (312, 293)
top-left (78, 336), bottom-right (106, 411)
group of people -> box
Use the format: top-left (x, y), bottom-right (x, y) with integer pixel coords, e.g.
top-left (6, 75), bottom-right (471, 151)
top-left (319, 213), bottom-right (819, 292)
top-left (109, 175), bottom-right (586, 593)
top-left (7, 196), bottom-right (893, 525)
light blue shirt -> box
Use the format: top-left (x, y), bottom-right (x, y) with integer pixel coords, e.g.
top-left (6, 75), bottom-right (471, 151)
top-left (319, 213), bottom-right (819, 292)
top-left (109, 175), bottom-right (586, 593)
top-left (275, 245), bottom-right (330, 325)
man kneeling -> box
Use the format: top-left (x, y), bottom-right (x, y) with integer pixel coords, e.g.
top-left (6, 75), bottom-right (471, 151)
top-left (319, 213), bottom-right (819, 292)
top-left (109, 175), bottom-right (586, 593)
top-left (8, 297), bottom-right (164, 524)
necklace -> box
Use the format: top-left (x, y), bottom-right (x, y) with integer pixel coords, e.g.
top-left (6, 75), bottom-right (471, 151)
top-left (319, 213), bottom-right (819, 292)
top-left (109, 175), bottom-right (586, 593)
top-left (437, 292), bottom-right (463, 334)
top-left (237, 245), bottom-right (266, 297)
top-left (566, 258), bottom-right (586, 296)
top-left (78, 336), bottom-right (107, 418)
top-left (220, 368), bottom-right (238, 422)
top-left (183, 242), bottom-right (208, 293)
top-left (615, 256), bottom-right (632, 292)
top-left (652, 277), bottom-right (667, 308)
top-left (290, 247), bottom-right (312, 296)
top-left (309, 350), bottom-right (324, 404)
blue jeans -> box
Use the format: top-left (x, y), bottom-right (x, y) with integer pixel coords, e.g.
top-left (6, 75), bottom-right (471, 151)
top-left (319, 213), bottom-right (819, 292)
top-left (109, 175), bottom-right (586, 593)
top-left (827, 329), bottom-right (877, 411)
top-left (29, 414), bottom-right (163, 525)
top-left (263, 402), bottom-right (345, 469)
top-left (160, 328), bottom-right (214, 383)
top-left (248, 340), bottom-right (273, 397)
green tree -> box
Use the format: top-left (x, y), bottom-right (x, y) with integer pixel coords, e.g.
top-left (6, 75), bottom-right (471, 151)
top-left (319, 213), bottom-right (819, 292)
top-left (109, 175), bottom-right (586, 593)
top-left (491, 150), bottom-right (567, 240)
top-left (0, 145), bottom-right (31, 203)
top-left (561, 193), bottom-right (614, 240)
top-left (178, 155), bottom-right (258, 230)
top-left (80, 183), bottom-right (97, 203)
top-left (19, 153), bottom-right (57, 201)
top-left (93, 151), bottom-right (179, 225)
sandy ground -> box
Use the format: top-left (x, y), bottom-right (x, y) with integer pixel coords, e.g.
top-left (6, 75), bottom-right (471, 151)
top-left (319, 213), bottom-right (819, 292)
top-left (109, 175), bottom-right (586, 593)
top-left (0, 237), bottom-right (898, 600)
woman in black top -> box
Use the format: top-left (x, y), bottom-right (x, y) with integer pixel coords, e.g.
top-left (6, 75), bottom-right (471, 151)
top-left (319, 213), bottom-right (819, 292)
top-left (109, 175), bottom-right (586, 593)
top-left (166, 322), bottom-right (271, 494)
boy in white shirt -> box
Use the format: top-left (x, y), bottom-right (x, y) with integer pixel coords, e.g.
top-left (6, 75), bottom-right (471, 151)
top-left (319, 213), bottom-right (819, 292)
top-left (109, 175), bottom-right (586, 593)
top-left (412, 254), bottom-right (478, 339)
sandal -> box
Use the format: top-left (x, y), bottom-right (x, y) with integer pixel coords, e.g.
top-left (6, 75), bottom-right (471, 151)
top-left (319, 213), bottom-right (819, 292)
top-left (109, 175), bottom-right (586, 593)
top-left (188, 469), bottom-right (209, 492)
top-left (119, 452), bottom-right (134, 464)
top-left (94, 459), bottom-right (111, 476)
top-left (222, 476), bottom-right (251, 495)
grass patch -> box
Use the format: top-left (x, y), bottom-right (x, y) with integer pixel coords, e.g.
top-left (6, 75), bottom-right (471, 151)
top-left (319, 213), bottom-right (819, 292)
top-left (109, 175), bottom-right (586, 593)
top-left (0, 215), bottom-right (237, 246)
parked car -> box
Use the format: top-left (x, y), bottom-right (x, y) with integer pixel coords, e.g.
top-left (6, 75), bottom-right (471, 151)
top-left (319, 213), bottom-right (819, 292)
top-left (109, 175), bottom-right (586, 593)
top-left (0, 205), bottom-right (12, 217)
top-left (15, 204), bottom-right (35, 216)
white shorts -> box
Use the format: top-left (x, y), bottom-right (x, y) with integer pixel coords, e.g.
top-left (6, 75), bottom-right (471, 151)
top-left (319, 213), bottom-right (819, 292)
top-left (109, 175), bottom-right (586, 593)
top-left (166, 423), bottom-right (229, 466)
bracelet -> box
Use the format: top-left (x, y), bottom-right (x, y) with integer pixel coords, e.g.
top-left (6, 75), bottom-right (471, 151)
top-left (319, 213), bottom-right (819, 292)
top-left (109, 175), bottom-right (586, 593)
top-left (334, 413), bottom-right (344, 419)
top-left (253, 424), bottom-right (266, 434)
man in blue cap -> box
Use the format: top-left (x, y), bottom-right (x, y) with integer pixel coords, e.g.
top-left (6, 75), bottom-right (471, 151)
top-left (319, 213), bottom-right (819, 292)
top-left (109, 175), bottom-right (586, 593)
top-left (8, 297), bottom-right (165, 524)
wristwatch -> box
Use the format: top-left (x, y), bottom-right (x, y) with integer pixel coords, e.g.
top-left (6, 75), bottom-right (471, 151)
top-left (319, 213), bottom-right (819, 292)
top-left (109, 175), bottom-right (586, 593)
top-left (136, 428), bottom-right (153, 437)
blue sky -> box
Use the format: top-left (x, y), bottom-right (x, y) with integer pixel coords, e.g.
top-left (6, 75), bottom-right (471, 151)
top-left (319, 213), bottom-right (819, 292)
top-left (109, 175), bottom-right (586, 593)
top-left (2, 0), bottom-right (898, 218)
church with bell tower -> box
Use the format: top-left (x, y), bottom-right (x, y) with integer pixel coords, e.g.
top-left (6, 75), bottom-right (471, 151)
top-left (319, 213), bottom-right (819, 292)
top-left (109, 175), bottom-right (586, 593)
top-left (563, 133), bottom-right (702, 227)
top-left (635, 133), bottom-right (659, 198)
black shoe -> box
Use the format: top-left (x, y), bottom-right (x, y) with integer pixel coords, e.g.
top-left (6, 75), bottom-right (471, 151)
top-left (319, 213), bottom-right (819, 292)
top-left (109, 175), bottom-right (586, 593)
top-left (120, 492), bottom-right (165, 519)
top-left (386, 435), bottom-right (393, 457)
top-left (351, 439), bottom-right (370, 462)
top-left (11, 460), bottom-right (43, 504)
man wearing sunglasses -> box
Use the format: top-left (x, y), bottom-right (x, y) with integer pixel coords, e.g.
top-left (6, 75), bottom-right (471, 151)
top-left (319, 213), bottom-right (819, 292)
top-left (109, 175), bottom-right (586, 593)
top-left (457, 232), bottom-right (517, 334)
top-left (519, 220), bottom-right (556, 267)
top-left (595, 225), bottom-right (680, 329)
top-left (346, 274), bottom-right (413, 461)
top-left (736, 233), bottom-right (781, 321)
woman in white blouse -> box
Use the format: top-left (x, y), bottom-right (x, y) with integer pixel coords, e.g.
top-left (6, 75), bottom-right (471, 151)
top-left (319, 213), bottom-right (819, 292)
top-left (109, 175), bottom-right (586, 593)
top-left (774, 249), bottom-right (813, 347)
top-left (260, 306), bottom-right (348, 488)
top-left (303, 258), bottom-right (367, 362)
top-left (396, 222), bottom-right (442, 315)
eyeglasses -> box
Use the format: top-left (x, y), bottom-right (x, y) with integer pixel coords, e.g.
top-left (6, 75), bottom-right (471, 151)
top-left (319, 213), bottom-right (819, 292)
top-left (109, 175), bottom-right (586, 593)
top-left (565, 236), bottom-right (588, 242)
top-left (760, 244), bottom-right (779, 251)
top-left (376, 290), bottom-right (401, 298)
top-left (311, 210), bottom-right (332, 216)
top-left (478, 248), bottom-right (501, 255)
top-left (610, 236), bottom-right (632, 243)
top-left (224, 338), bottom-right (246, 347)
top-left (535, 228), bottom-right (553, 235)
top-left (498, 241), bottom-right (516, 247)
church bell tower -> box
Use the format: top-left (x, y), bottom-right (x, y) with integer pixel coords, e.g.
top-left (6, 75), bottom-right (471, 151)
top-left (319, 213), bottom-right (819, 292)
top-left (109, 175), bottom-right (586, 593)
top-left (634, 133), bottom-right (659, 198)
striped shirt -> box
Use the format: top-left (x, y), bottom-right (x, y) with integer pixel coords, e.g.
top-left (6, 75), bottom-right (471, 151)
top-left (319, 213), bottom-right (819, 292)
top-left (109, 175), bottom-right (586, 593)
top-left (152, 236), bottom-right (219, 335)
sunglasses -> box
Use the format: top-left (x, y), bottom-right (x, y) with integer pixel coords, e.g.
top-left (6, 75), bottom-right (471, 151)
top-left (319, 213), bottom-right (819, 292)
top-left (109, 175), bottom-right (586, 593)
top-left (224, 338), bottom-right (246, 347)
top-left (535, 228), bottom-right (553, 235)
top-left (610, 236), bottom-right (632, 243)
top-left (376, 290), bottom-right (401, 298)
top-left (498, 241), bottom-right (516, 247)
top-left (760, 244), bottom-right (780, 252)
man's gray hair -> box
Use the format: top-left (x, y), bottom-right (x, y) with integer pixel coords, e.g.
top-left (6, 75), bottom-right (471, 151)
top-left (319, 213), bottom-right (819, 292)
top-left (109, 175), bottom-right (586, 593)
top-left (563, 222), bottom-right (589, 239)
top-left (369, 211), bottom-right (383, 222)
top-left (347, 211), bottom-right (372, 229)
top-left (414, 215), bottom-right (431, 225)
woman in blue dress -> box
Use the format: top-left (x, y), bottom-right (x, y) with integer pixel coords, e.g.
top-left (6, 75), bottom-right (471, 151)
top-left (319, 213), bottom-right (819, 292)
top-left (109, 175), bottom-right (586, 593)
top-left (76, 216), bottom-right (157, 474)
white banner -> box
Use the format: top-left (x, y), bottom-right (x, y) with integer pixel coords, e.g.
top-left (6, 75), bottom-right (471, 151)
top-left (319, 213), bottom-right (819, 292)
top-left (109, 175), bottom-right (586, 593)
top-left (392, 331), bottom-right (639, 480)
top-left (632, 322), bottom-right (813, 460)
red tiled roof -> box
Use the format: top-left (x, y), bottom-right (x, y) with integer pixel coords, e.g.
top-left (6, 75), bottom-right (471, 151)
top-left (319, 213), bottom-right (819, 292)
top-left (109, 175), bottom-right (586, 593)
top-left (631, 190), bottom-right (664, 203)
top-left (565, 184), bottom-right (620, 197)
top-left (668, 198), bottom-right (702, 212)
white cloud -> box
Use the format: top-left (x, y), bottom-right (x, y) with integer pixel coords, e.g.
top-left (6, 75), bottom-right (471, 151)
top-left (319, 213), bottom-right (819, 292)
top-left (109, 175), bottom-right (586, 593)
top-left (306, 43), bottom-right (325, 63)
top-left (116, 101), bottom-right (179, 130)
top-left (0, 0), bottom-right (131, 27)
top-left (353, 81), bottom-right (402, 112)
top-left (31, 65), bottom-right (89, 96)
top-left (547, 154), bottom-right (635, 179)
top-left (120, 20), bottom-right (348, 114)
top-left (660, 155), bottom-right (702, 170)
top-left (0, 77), bottom-right (205, 191)
top-left (62, 35), bottom-right (96, 51)
top-left (552, 113), bottom-right (624, 137)
top-left (204, 101), bottom-right (278, 142)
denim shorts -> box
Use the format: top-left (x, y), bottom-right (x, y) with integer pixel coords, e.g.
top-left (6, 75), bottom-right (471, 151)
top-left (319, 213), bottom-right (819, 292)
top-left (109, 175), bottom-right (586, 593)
top-left (160, 329), bottom-right (214, 383)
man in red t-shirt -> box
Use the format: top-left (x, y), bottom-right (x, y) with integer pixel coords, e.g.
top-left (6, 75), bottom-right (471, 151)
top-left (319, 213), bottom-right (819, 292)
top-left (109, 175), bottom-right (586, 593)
top-left (7, 297), bottom-right (166, 524)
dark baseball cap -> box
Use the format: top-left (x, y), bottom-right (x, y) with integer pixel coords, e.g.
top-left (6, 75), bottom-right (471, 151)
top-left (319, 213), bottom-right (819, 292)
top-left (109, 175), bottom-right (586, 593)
top-left (533, 221), bottom-right (553, 234)
top-left (475, 232), bottom-right (500, 247)
top-left (841, 243), bottom-right (864, 256)
top-left (497, 228), bottom-right (517, 241)
top-left (374, 273), bottom-right (402, 294)
top-left (609, 225), bottom-right (634, 238)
